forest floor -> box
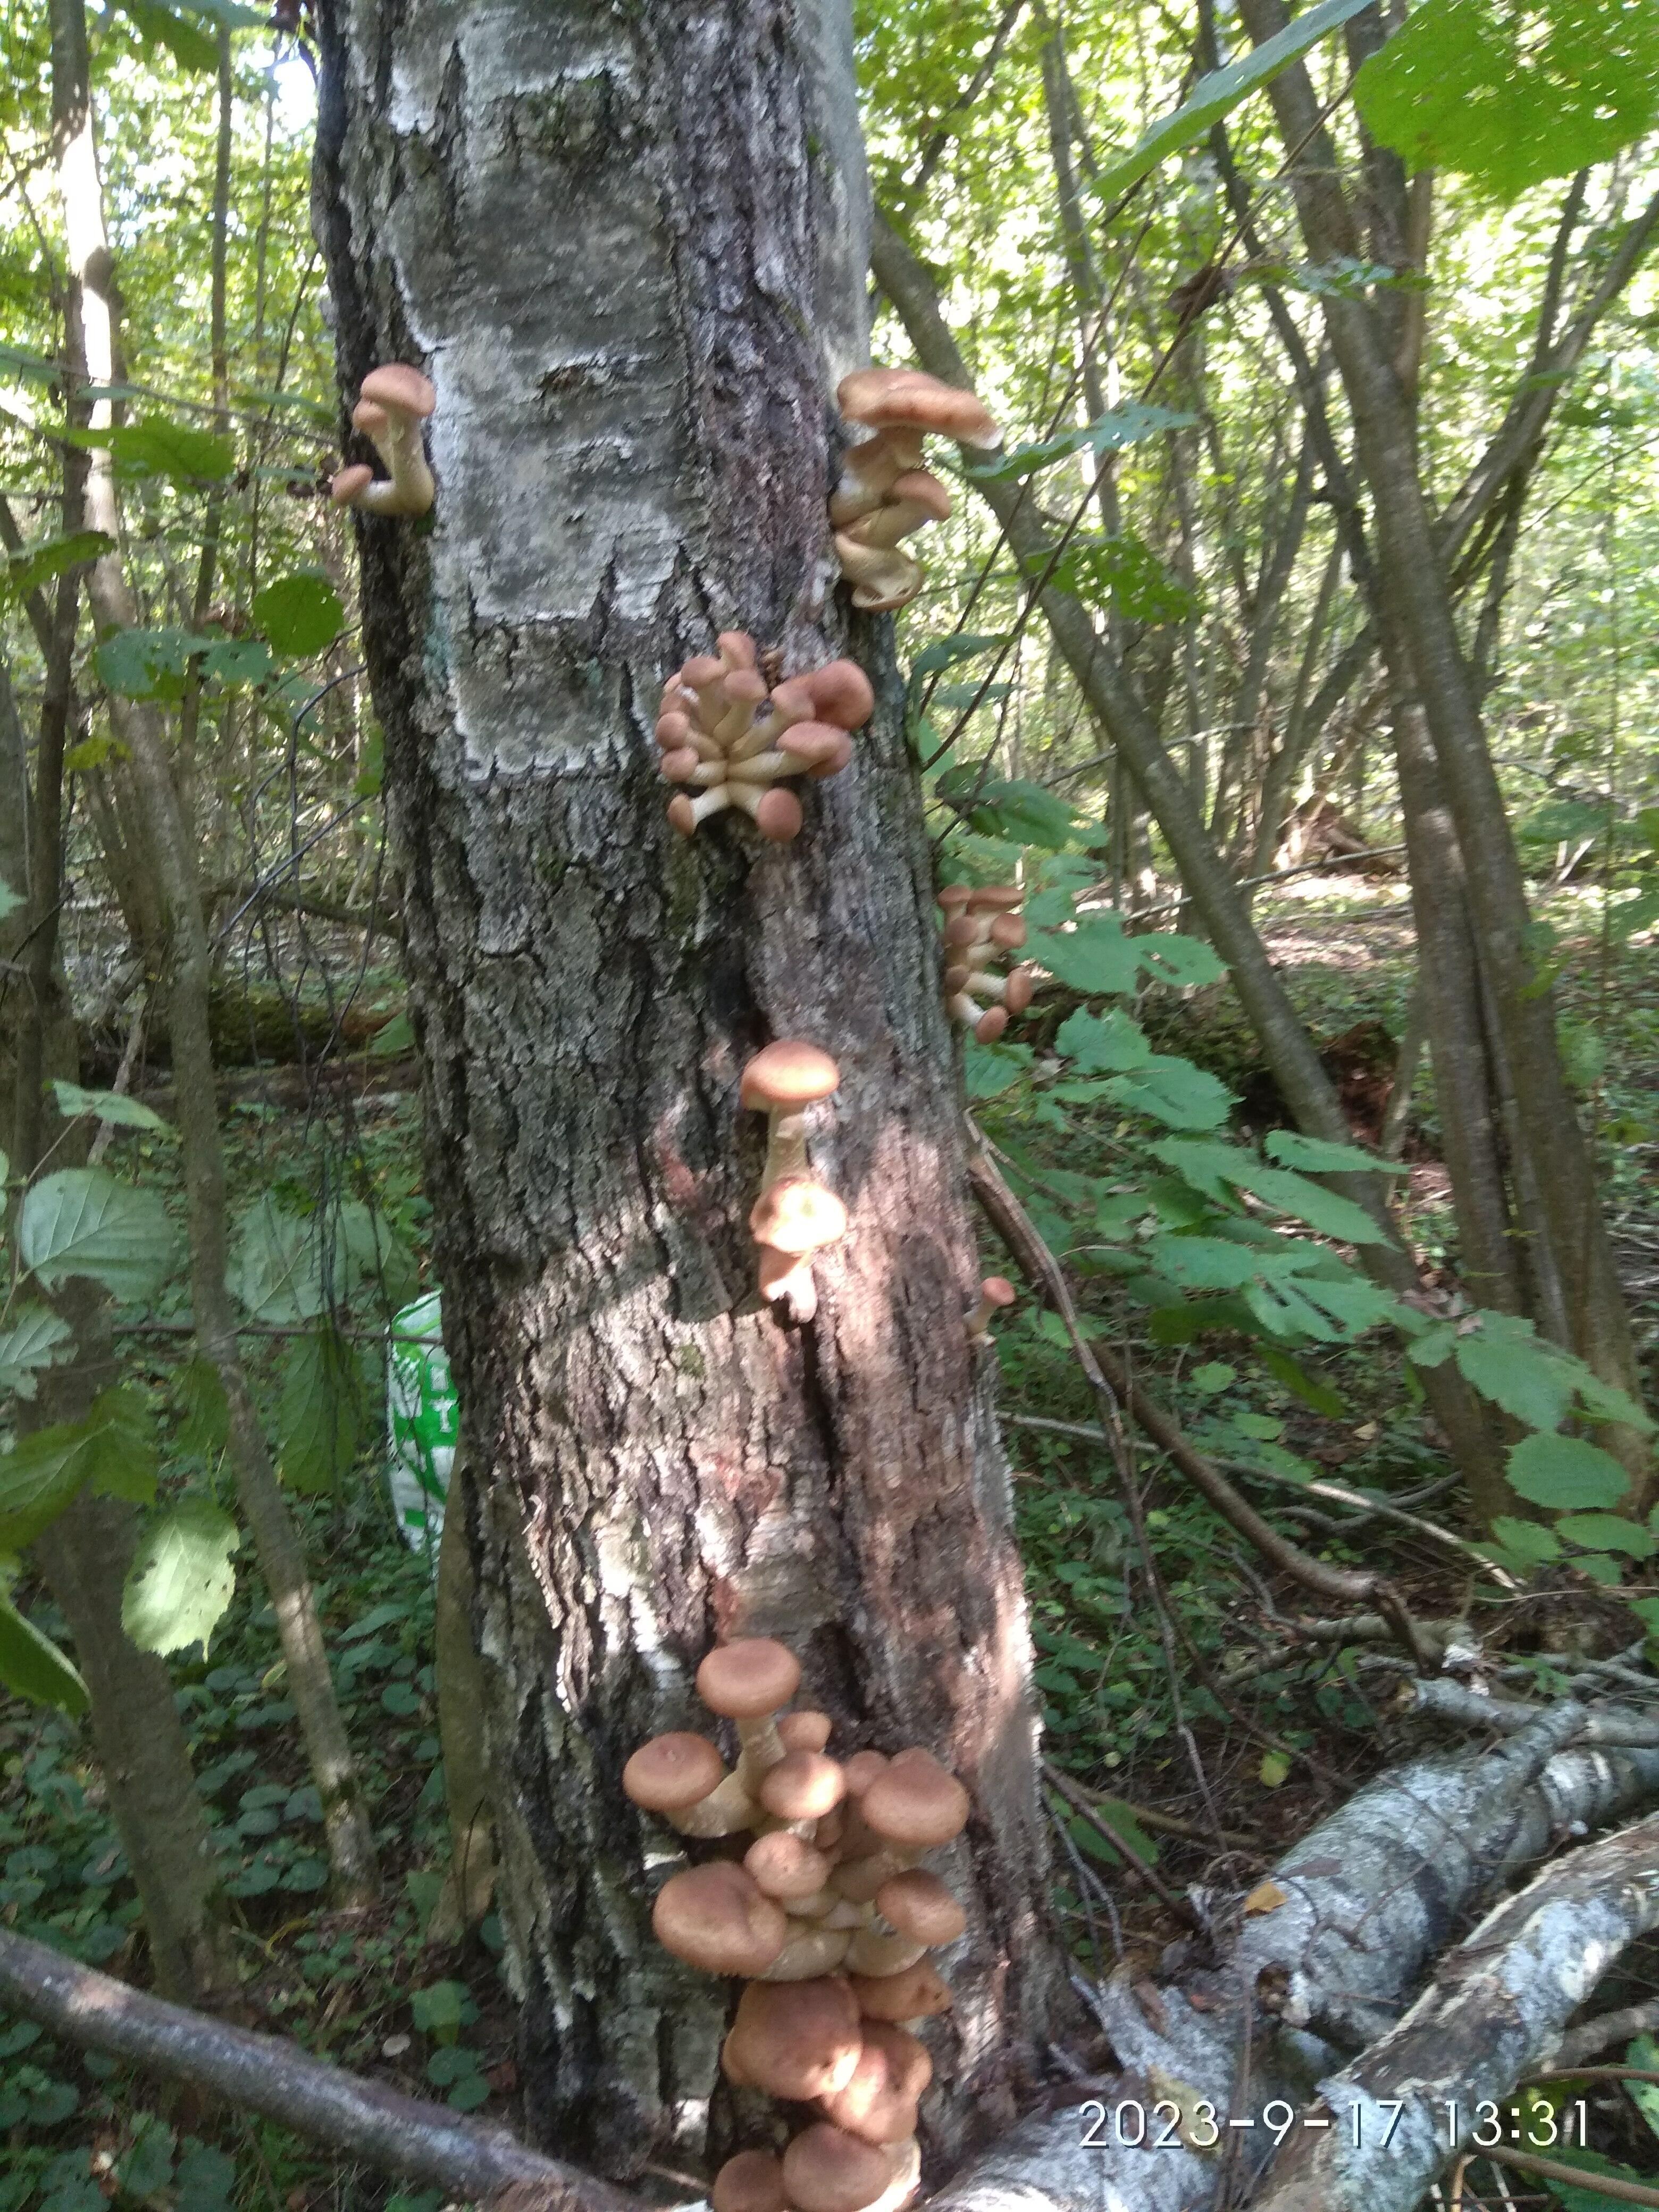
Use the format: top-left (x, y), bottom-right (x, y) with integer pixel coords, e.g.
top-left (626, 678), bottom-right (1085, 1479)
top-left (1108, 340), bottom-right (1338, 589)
top-left (1, 882), bottom-right (1656, 2209)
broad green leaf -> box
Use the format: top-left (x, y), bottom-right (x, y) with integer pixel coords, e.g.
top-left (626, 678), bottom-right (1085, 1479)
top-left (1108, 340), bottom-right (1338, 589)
top-left (199, 638), bottom-right (273, 688)
top-left (111, 0), bottom-right (218, 66)
top-left (121, 1498), bottom-right (240, 1655)
top-left (1146, 1235), bottom-right (1265, 1290)
top-left (963, 1041), bottom-right (1029, 1098)
top-left (1528, 2144), bottom-right (1659, 2212)
top-left (0, 1304), bottom-right (74, 1400)
top-left (969, 403), bottom-right (1197, 484)
top-left (1034, 532), bottom-right (1200, 625)
top-left (66, 413), bottom-right (234, 481)
top-left (1506, 1432), bottom-right (1630, 1512)
top-left (1055, 1007), bottom-right (1152, 1073)
top-left (962, 777), bottom-right (1088, 851)
top-left (19, 1168), bottom-right (175, 1300)
top-left (0, 1590), bottom-right (88, 1714)
top-left (1355, 0), bottom-right (1659, 204)
top-left (114, 2115), bottom-right (175, 2203)
top-left (229, 1197), bottom-right (325, 1323)
top-left (1107, 1057), bottom-right (1235, 1130)
top-left (1489, 1514), bottom-right (1563, 1563)
top-left (1094, 0), bottom-right (1378, 201)
top-left (2, 530), bottom-right (114, 605)
top-left (277, 1325), bottom-right (367, 1494)
top-left (176, 1358), bottom-right (230, 1458)
top-left (1450, 1313), bottom-right (1578, 1430)
top-left (1260, 1348), bottom-right (1346, 1417)
top-left (1556, 1512), bottom-right (1655, 1559)
top-left (252, 571), bottom-right (346, 659)
top-left (1136, 933), bottom-right (1225, 988)
top-left (1264, 1130), bottom-right (1408, 1177)
top-left (1032, 914), bottom-right (1142, 995)
top-left (50, 1080), bottom-right (170, 1134)
top-left (81, 1386), bottom-right (158, 1504)
top-left (95, 626), bottom-right (217, 701)
top-left (1236, 1161), bottom-right (1391, 1247)
top-left (0, 1421), bottom-right (96, 1549)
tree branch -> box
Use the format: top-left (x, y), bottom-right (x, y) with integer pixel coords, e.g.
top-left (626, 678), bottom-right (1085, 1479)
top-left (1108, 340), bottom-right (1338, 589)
top-left (0, 1927), bottom-right (641, 2212)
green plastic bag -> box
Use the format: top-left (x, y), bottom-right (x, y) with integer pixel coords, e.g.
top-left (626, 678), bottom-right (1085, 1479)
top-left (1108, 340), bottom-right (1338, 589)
top-left (386, 1290), bottom-right (455, 1554)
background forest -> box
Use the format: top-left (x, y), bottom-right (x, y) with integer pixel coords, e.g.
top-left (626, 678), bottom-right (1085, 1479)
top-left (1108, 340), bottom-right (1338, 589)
top-left (1, 1), bottom-right (1658, 2209)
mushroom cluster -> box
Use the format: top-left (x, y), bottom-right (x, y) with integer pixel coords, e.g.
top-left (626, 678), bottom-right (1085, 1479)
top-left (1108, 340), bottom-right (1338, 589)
top-left (741, 1043), bottom-right (845, 1325)
top-left (832, 370), bottom-right (999, 615)
top-left (658, 633), bottom-right (874, 843)
top-left (331, 364), bottom-right (437, 518)
top-left (623, 1638), bottom-right (971, 2212)
top-left (937, 885), bottom-right (1034, 1044)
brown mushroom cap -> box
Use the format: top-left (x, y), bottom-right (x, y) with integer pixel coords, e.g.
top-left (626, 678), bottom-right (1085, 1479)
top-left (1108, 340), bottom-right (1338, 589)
top-left (750, 1177), bottom-right (848, 1258)
top-left (860, 1753), bottom-right (969, 1850)
top-left (966, 884), bottom-right (1025, 911)
top-left (797, 659), bottom-right (876, 732)
top-left (837, 367), bottom-right (1000, 451)
top-left (850, 1959), bottom-right (953, 2022)
top-left (740, 1042), bottom-right (842, 1113)
top-left (973, 1006), bottom-right (1009, 1045)
top-left (622, 1732), bottom-right (724, 1813)
top-left (746, 1828), bottom-right (833, 1900)
top-left (886, 467), bottom-right (953, 523)
top-left (724, 1975), bottom-right (862, 2100)
top-left (759, 1749), bottom-right (848, 1823)
top-left (330, 463), bottom-right (374, 505)
top-left (697, 1638), bottom-right (802, 1720)
top-left (779, 1710), bottom-right (834, 1753)
top-left (977, 1277), bottom-right (1016, 1315)
top-left (712, 2152), bottom-right (789, 2212)
top-left (358, 364), bottom-right (437, 420)
top-left (753, 785), bottom-right (806, 842)
top-left (782, 2123), bottom-right (894, 2212)
top-left (988, 913), bottom-right (1027, 950)
top-left (935, 884), bottom-right (975, 911)
top-left (716, 630), bottom-right (759, 669)
top-left (652, 1862), bottom-right (787, 1978)
top-left (1003, 967), bottom-right (1034, 1017)
top-left (841, 1749), bottom-right (889, 1798)
top-left (875, 1869), bottom-right (966, 1947)
top-left (819, 2022), bottom-right (933, 2144)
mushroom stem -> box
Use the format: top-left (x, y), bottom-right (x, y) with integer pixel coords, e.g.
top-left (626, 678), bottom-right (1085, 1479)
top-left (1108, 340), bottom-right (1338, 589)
top-left (735, 1712), bottom-right (790, 1792)
top-left (756, 1243), bottom-right (818, 1324)
top-left (757, 1924), bottom-right (852, 1980)
top-left (761, 1108), bottom-right (810, 1191)
top-left (671, 1769), bottom-right (761, 1838)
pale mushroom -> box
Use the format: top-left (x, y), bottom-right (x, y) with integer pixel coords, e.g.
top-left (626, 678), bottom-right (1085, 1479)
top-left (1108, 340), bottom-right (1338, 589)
top-left (740, 1042), bottom-right (841, 1190)
top-left (622, 1730), bottom-right (757, 1838)
top-left (331, 364), bottom-right (436, 518)
top-left (651, 1861), bottom-right (789, 1978)
top-left (834, 1750), bottom-right (969, 1903)
top-left (967, 1277), bottom-right (1016, 1340)
top-left (750, 1175), bottom-right (848, 1325)
top-left (658, 633), bottom-right (867, 839)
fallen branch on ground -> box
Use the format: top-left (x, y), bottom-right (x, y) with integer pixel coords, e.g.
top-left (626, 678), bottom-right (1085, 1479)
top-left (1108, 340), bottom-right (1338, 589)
top-left (1409, 1675), bottom-right (1659, 1744)
top-left (0, 1927), bottom-right (639, 2212)
top-left (1248, 1807), bottom-right (1659, 2212)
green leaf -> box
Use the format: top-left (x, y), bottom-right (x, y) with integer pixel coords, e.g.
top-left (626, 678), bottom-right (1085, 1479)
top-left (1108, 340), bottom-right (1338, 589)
top-left (956, 776), bottom-right (1086, 850)
top-left (1264, 1130), bottom-right (1408, 1177)
top-left (66, 413), bottom-right (234, 481)
top-left (81, 1386), bottom-right (158, 1503)
top-left (1107, 1057), bottom-right (1235, 1130)
top-left (1054, 1007), bottom-right (1152, 1073)
top-left (95, 626), bottom-right (216, 701)
top-left (1449, 1313), bottom-right (1578, 1430)
top-left (121, 1498), bottom-right (241, 1656)
top-left (1489, 1515), bottom-right (1563, 1564)
top-left (277, 1325), bottom-right (366, 1494)
top-left (1260, 1348), bottom-right (1347, 1418)
top-left (0, 1589), bottom-right (88, 1714)
top-left (114, 2115), bottom-right (175, 2201)
top-left (174, 2143), bottom-right (238, 2212)
top-left (1354, 0), bottom-right (1659, 204)
top-left (0, 1422), bottom-right (96, 1548)
top-left (229, 1197), bottom-right (325, 1323)
top-left (252, 571), bottom-right (347, 659)
top-left (969, 403), bottom-right (1197, 484)
top-left (1556, 1512), bottom-right (1655, 1559)
top-left (909, 632), bottom-right (1009, 683)
top-left (49, 1079), bottom-right (170, 1134)
top-left (2, 530), bottom-right (114, 605)
top-left (176, 1358), bottom-right (230, 1458)
top-left (1506, 1432), bottom-right (1630, 1512)
top-left (19, 1168), bottom-right (175, 1300)
top-left (110, 0), bottom-right (218, 66)
top-left (1136, 933), bottom-right (1225, 987)
top-left (1527, 2144), bottom-right (1659, 2212)
top-left (1259, 1749), bottom-right (1291, 1787)
top-left (1032, 913), bottom-right (1142, 995)
top-left (1094, 0), bottom-right (1378, 202)
top-left (0, 1304), bottom-right (75, 1400)
top-left (370, 1009), bottom-right (415, 1058)
top-left (1145, 1234), bottom-right (1265, 1290)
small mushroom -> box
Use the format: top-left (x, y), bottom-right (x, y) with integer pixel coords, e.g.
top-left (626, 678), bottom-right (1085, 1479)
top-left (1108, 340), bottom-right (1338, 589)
top-left (967, 1277), bottom-right (1016, 1341)
top-left (782, 2123), bottom-right (894, 2212)
top-left (832, 369), bottom-right (999, 615)
top-left (874, 1869), bottom-right (967, 1949)
top-left (750, 1175), bottom-right (848, 1325)
top-left (759, 1748), bottom-right (848, 1836)
top-left (779, 1710), bottom-right (834, 1753)
top-left (746, 1829), bottom-right (834, 1901)
top-left (757, 1922), bottom-right (853, 1979)
top-left (741, 1042), bottom-right (841, 1190)
top-left (848, 1958), bottom-right (953, 2023)
top-left (712, 2152), bottom-right (790, 2212)
top-left (722, 1975), bottom-right (863, 2100)
top-left (834, 1749), bottom-right (969, 1904)
top-left (651, 1861), bottom-right (789, 1979)
top-left (331, 365), bottom-right (436, 517)
top-left (698, 1637), bottom-right (802, 1791)
top-left (936, 881), bottom-right (1032, 1040)
top-left (818, 2023), bottom-right (933, 2146)
top-left (622, 1731), bottom-right (757, 1837)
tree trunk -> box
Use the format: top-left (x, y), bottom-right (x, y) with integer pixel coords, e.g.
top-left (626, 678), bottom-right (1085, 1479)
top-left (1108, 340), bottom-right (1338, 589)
top-left (313, 0), bottom-right (1070, 2183)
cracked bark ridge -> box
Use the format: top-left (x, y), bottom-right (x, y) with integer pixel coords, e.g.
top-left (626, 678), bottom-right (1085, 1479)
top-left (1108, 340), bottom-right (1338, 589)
top-left (931, 1717), bottom-right (1659, 2212)
top-left (312, 0), bottom-right (1067, 2179)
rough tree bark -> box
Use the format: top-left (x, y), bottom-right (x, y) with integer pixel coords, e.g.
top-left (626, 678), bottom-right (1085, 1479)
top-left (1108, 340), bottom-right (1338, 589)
top-left (312, 0), bottom-right (1070, 2181)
